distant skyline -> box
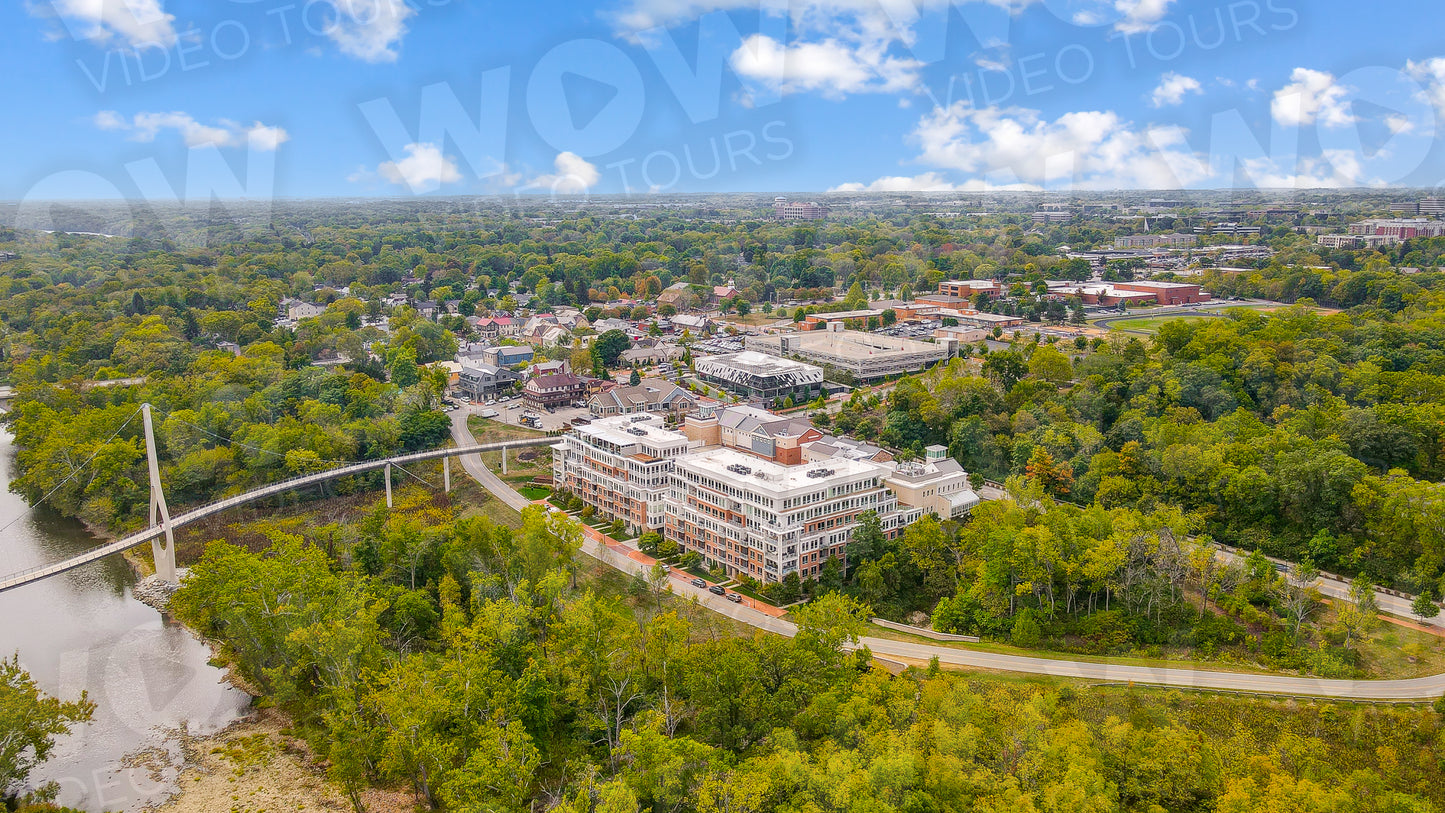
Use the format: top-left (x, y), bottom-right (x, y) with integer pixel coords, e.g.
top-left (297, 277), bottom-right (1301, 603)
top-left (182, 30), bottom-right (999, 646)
top-left (7, 0), bottom-right (1445, 201)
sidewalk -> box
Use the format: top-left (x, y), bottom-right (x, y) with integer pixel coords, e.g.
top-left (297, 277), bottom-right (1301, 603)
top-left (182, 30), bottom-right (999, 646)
top-left (576, 523), bottom-right (787, 619)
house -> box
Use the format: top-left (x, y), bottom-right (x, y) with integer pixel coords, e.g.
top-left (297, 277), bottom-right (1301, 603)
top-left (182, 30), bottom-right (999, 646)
top-left (522, 373), bottom-right (589, 410)
top-left (670, 313), bottom-right (710, 333)
top-left (589, 381), bottom-right (697, 417)
top-left (286, 300), bottom-right (325, 321)
top-left (527, 360), bottom-right (571, 378)
top-left (621, 344), bottom-right (685, 365)
top-left (458, 363), bottom-right (521, 400)
top-left (657, 282), bottom-right (697, 309)
top-left (712, 284), bottom-right (741, 302)
top-left (473, 317), bottom-right (515, 339)
top-left (414, 300), bottom-right (439, 320)
top-left (484, 345), bottom-right (535, 367)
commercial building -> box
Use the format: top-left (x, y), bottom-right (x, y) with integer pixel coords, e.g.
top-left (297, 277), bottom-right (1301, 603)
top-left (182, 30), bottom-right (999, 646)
top-left (802, 309), bottom-right (888, 329)
top-left (937, 280), bottom-right (1003, 299)
top-left (484, 345), bottom-right (535, 367)
top-left (694, 351), bottom-right (824, 401)
top-left (1113, 233), bottom-right (1197, 249)
top-left (1318, 234), bottom-right (1365, 249)
top-left (773, 197), bottom-right (829, 221)
top-left (553, 415), bottom-right (695, 531)
top-left (880, 446), bottom-right (980, 520)
top-left (1032, 211), bottom-right (1072, 224)
top-left (664, 447), bottom-right (919, 583)
top-left (523, 373), bottom-right (589, 410)
top-left (589, 381), bottom-right (697, 418)
top-left (458, 363), bottom-right (521, 400)
top-left (683, 405), bottom-right (824, 465)
top-left (1043, 279), bottom-right (1210, 307)
top-left (1345, 218), bottom-right (1445, 244)
top-left (747, 330), bottom-right (949, 381)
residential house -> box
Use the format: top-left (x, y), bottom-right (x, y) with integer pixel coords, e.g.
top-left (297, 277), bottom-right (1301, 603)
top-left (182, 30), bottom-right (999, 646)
top-left (484, 345), bottom-right (535, 367)
top-left (522, 373), bottom-right (589, 410)
top-left (458, 363), bottom-right (521, 400)
top-left (589, 381), bottom-right (697, 417)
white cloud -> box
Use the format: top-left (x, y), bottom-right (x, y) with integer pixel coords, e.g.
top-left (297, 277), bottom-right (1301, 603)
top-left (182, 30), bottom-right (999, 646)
top-left (1272, 68), bottom-right (1354, 128)
top-left (93, 111), bottom-right (289, 150)
top-left (47, 0), bottom-right (177, 49)
top-left (1113, 0), bottom-right (1174, 34)
top-left (1386, 114), bottom-right (1414, 135)
top-left (1150, 72), bottom-right (1201, 107)
top-left (527, 152), bottom-right (601, 194)
top-left (321, 0), bottom-right (416, 63)
top-left (1405, 57), bottom-right (1445, 115)
top-left (377, 143), bottom-right (461, 193)
top-left (1237, 150), bottom-right (1372, 189)
top-left (909, 102), bottom-right (1209, 189)
top-left (730, 33), bottom-right (921, 96)
top-left (830, 172), bottom-right (959, 192)
top-left (617, 0), bottom-right (1033, 99)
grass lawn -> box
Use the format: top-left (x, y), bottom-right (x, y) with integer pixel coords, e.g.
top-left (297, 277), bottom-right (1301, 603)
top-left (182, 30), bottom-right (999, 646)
top-left (1093, 314), bottom-right (1218, 333)
top-left (518, 485), bottom-right (552, 500)
top-left (468, 415), bottom-right (548, 442)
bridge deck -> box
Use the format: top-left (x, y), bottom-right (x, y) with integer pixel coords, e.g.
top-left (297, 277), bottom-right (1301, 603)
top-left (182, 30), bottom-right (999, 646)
top-left (0, 437), bottom-right (558, 593)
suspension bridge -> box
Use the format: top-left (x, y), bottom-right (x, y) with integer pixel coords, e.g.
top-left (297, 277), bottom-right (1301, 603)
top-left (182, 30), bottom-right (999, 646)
top-left (0, 404), bottom-right (556, 594)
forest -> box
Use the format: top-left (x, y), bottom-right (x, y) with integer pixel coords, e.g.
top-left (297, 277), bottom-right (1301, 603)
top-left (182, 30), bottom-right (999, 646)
top-left (166, 486), bottom-right (1445, 813)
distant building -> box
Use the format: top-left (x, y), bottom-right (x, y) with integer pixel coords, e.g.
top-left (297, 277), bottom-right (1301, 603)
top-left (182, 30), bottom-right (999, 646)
top-left (621, 344), bottom-right (685, 365)
top-left (1113, 233), bottom-right (1197, 249)
top-left (937, 280), bottom-right (1003, 299)
top-left (657, 282), bottom-right (698, 309)
top-left (694, 351), bottom-right (824, 401)
top-left (802, 309), bottom-right (886, 329)
top-left (1318, 234), bottom-right (1365, 249)
top-left (1032, 211), bottom-right (1072, 224)
top-left (773, 197), bottom-right (829, 221)
top-left (286, 300), bottom-right (325, 321)
top-left (746, 330), bottom-right (949, 382)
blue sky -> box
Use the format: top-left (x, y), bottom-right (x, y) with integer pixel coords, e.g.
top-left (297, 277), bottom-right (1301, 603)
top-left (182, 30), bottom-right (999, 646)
top-left (6, 0), bottom-right (1445, 200)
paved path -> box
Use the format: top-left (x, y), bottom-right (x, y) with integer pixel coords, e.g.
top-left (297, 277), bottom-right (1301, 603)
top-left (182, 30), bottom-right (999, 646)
top-left (449, 411), bottom-right (533, 512)
top-left (444, 437), bottom-right (1445, 700)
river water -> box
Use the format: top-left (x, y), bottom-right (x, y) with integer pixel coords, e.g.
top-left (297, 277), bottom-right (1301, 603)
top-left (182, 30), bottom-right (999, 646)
top-left (0, 430), bottom-right (251, 811)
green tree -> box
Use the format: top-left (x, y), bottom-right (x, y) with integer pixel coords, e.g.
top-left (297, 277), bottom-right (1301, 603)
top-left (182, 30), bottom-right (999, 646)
top-left (0, 655), bottom-right (94, 800)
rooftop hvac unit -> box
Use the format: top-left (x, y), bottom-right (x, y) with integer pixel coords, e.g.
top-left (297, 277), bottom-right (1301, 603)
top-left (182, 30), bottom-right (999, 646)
top-left (806, 468), bottom-right (835, 478)
top-left (727, 463), bottom-right (753, 475)
top-left (626, 427), bottom-right (648, 436)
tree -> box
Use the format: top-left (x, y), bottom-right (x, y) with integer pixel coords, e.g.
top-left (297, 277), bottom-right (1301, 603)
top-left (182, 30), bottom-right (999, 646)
top-left (1412, 592), bottom-right (1440, 623)
top-left (593, 329), bottom-right (632, 369)
top-left (1025, 448), bottom-right (1074, 498)
top-left (1334, 576), bottom-right (1378, 650)
top-left (1274, 563), bottom-right (1323, 644)
top-left (983, 349), bottom-right (1027, 391)
top-left (0, 654), bottom-right (94, 800)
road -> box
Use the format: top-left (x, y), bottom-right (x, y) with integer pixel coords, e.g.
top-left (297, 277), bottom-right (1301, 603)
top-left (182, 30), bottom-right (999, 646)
top-left (1215, 546), bottom-right (1443, 633)
top-left (449, 409), bottom-right (535, 512)
top-left (443, 434), bottom-right (1445, 700)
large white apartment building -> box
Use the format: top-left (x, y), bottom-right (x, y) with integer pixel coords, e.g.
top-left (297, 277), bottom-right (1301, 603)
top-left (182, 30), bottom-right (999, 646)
top-left (664, 448), bottom-right (921, 584)
top-left (552, 414), bottom-right (696, 531)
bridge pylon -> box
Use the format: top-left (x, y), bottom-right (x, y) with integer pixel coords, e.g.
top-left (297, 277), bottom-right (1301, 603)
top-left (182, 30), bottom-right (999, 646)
top-left (141, 404), bottom-right (177, 584)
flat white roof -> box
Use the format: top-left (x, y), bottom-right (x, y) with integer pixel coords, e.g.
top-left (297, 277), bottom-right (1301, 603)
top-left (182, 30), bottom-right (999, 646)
top-left (574, 414), bottom-right (689, 449)
top-left (679, 446), bottom-right (886, 495)
top-left (696, 351), bottom-right (822, 376)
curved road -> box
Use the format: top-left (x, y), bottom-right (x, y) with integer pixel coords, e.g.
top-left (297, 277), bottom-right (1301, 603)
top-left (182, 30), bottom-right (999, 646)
top-left (445, 422), bottom-right (1445, 700)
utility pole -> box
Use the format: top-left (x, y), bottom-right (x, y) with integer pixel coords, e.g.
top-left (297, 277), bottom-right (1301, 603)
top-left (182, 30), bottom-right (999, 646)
top-left (141, 404), bottom-right (177, 583)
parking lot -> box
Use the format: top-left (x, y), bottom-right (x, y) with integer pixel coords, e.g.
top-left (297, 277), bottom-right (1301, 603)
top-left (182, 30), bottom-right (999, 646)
top-left (451, 397), bottom-right (590, 431)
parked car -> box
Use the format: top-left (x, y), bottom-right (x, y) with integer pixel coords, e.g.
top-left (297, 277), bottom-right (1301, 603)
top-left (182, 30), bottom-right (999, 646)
top-left (690, 577), bottom-right (706, 588)
top-left (725, 592), bottom-right (742, 603)
top-left (708, 585), bottom-right (725, 596)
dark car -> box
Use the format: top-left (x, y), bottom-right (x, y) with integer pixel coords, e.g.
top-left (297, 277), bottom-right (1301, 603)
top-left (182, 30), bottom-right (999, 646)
top-left (690, 577), bottom-right (706, 588)
top-left (725, 593), bottom-right (742, 603)
top-left (708, 584), bottom-right (725, 595)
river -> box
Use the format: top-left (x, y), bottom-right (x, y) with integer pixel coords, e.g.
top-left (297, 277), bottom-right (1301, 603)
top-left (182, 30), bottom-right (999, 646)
top-left (0, 430), bottom-right (251, 811)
